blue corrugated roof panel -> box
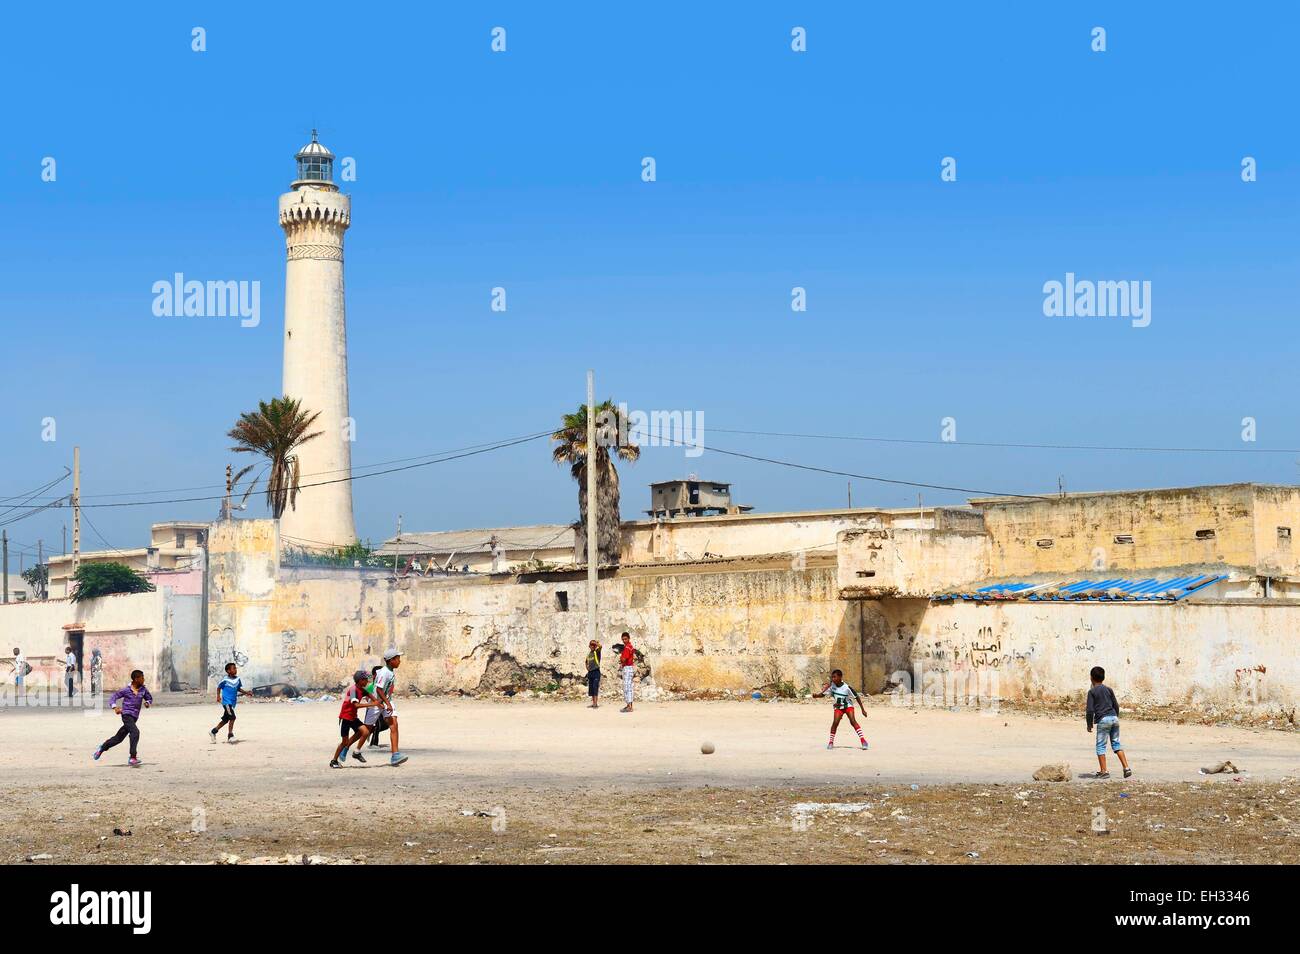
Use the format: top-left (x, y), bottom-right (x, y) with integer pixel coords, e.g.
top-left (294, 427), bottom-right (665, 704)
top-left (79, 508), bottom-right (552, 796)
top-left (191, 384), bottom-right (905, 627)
top-left (939, 574), bottom-right (1226, 603)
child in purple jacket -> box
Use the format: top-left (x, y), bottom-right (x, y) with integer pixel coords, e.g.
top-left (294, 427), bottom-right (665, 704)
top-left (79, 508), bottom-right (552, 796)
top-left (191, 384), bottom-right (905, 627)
top-left (94, 669), bottom-right (153, 766)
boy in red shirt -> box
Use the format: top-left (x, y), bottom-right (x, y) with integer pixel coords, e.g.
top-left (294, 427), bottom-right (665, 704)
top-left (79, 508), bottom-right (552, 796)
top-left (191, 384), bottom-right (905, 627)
top-left (331, 670), bottom-right (378, 767)
top-left (618, 632), bottom-right (637, 713)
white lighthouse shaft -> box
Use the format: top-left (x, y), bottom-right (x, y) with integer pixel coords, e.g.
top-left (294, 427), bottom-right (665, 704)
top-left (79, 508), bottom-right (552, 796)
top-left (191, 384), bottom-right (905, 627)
top-left (278, 133), bottom-right (356, 549)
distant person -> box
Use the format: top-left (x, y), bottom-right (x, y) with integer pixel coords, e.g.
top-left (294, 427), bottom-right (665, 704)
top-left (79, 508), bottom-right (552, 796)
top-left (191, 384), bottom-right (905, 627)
top-left (89, 648), bottom-right (103, 696)
top-left (209, 662), bottom-right (252, 744)
top-left (618, 632), bottom-right (636, 713)
top-left (813, 669), bottom-right (868, 750)
top-left (585, 640), bottom-right (602, 708)
top-left (12, 647), bottom-right (28, 695)
top-left (332, 669), bottom-right (378, 767)
top-left (93, 669), bottom-right (153, 766)
top-left (64, 646), bottom-right (77, 700)
top-left (372, 649), bottom-right (407, 766)
top-left (1086, 666), bottom-right (1132, 779)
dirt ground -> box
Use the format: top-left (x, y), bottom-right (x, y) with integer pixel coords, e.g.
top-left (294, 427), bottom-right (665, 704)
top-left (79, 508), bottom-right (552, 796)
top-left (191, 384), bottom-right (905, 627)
top-left (3, 695), bottom-right (1299, 864)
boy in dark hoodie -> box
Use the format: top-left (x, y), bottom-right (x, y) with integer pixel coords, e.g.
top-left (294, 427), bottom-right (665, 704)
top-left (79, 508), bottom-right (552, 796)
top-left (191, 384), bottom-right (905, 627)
top-left (1086, 666), bottom-right (1131, 779)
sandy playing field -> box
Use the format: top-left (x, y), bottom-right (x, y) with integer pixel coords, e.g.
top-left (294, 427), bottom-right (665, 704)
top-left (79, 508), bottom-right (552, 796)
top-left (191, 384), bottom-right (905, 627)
top-left (3, 695), bottom-right (1299, 864)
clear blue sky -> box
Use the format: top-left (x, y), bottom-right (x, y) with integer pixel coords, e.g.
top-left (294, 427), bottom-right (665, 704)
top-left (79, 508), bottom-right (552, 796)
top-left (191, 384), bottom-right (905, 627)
top-left (1, 2), bottom-right (1297, 559)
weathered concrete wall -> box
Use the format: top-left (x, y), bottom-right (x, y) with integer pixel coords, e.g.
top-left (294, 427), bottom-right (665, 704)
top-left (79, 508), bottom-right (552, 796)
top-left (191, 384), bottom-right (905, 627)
top-left (278, 561), bottom-right (858, 694)
top-left (207, 518), bottom-right (280, 685)
top-left (620, 508), bottom-right (933, 565)
top-left (0, 588), bottom-right (199, 691)
top-left (907, 599), bottom-right (1300, 714)
top-left (838, 528), bottom-right (991, 597)
top-left (971, 484), bottom-right (1298, 578)
top-left (207, 522), bottom-right (861, 695)
top-left (1251, 485), bottom-right (1300, 579)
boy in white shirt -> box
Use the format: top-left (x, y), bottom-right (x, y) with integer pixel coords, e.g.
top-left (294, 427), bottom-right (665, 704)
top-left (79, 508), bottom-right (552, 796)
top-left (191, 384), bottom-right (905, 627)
top-left (813, 669), bottom-right (869, 750)
top-left (373, 649), bottom-right (407, 766)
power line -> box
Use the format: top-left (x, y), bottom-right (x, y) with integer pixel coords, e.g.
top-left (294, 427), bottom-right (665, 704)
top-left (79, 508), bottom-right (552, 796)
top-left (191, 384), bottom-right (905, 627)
top-left (699, 443), bottom-right (1052, 499)
top-left (0, 495), bottom-right (69, 530)
top-left (709, 427), bottom-right (1300, 456)
top-left (90, 431), bottom-right (551, 510)
top-left (0, 430), bottom-right (554, 512)
top-left (17, 432), bottom-right (553, 503)
top-left (80, 510), bottom-right (133, 558)
top-left (0, 470), bottom-right (70, 523)
top-left (0, 469), bottom-right (70, 506)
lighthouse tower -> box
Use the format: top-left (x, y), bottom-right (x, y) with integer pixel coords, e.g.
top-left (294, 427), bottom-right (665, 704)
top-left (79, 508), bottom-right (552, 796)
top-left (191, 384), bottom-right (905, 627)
top-left (278, 131), bottom-right (356, 548)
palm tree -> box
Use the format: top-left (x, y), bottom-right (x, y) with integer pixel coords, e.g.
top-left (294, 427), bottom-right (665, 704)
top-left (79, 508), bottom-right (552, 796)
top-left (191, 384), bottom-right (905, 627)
top-left (552, 400), bottom-right (639, 565)
top-left (227, 397), bottom-right (324, 519)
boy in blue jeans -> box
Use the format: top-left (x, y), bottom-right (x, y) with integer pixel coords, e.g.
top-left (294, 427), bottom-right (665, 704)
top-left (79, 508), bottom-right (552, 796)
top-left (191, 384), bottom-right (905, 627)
top-left (1086, 665), bottom-right (1132, 779)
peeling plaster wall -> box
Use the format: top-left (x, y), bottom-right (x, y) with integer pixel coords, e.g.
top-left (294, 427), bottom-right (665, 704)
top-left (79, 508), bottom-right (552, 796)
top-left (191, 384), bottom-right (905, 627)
top-left (620, 508), bottom-right (933, 564)
top-left (273, 564), bottom-right (857, 694)
top-left (837, 528), bottom-right (991, 597)
top-left (207, 523), bottom-right (861, 694)
top-left (972, 485), bottom-right (1288, 578)
top-left (0, 588), bottom-right (198, 691)
top-left (206, 519), bottom-right (280, 685)
top-left (908, 600), bottom-right (1300, 713)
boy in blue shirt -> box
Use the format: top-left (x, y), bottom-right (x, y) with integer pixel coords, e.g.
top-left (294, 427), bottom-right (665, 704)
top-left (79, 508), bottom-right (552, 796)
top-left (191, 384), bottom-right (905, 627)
top-left (210, 662), bottom-right (252, 744)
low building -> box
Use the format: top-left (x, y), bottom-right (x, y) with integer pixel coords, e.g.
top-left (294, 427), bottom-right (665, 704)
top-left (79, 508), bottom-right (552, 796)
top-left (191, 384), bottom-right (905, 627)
top-left (46, 521), bottom-right (209, 599)
top-left (3, 573), bottom-right (33, 603)
top-left (376, 524), bottom-right (575, 573)
top-left (646, 478), bottom-right (751, 518)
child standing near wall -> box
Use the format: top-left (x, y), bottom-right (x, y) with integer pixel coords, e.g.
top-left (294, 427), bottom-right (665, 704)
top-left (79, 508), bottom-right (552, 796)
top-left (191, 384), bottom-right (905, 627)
top-left (585, 640), bottom-right (602, 708)
top-left (1086, 666), bottom-right (1132, 779)
top-left (814, 669), bottom-right (869, 750)
top-left (93, 669), bottom-right (153, 766)
top-left (210, 662), bottom-right (252, 743)
top-left (618, 632), bottom-right (636, 713)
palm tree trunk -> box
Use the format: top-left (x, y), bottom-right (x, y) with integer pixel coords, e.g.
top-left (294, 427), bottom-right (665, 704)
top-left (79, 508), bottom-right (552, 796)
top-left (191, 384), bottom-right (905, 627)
top-left (574, 459), bottom-right (623, 565)
top-left (597, 457), bottom-right (622, 564)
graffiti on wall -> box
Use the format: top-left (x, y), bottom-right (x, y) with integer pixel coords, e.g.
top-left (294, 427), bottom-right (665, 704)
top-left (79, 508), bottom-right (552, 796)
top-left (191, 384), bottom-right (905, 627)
top-left (206, 626), bottom-right (248, 680)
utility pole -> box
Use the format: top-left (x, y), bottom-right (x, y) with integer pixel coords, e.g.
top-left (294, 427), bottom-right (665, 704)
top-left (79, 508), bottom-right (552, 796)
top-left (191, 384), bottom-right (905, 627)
top-left (847, 481), bottom-right (852, 508)
top-left (37, 540), bottom-right (44, 600)
top-left (198, 528), bottom-right (210, 692)
top-left (222, 464), bottom-right (233, 520)
top-left (586, 370), bottom-right (598, 650)
top-left (2, 530), bottom-right (8, 603)
top-left (62, 524), bottom-right (67, 556)
top-left (71, 446), bottom-right (81, 575)
top-left (394, 514), bottom-right (402, 573)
